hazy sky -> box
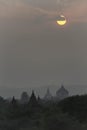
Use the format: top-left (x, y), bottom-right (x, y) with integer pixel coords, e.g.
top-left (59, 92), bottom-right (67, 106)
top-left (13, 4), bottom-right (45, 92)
top-left (0, 0), bottom-right (87, 95)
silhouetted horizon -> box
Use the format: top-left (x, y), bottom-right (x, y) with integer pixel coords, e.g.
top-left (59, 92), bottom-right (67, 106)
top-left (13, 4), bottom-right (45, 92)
top-left (0, 84), bottom-right (87, 98)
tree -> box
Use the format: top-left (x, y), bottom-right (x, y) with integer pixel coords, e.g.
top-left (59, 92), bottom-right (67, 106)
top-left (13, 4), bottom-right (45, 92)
top-left (29, 90), bottom-right (38, 107)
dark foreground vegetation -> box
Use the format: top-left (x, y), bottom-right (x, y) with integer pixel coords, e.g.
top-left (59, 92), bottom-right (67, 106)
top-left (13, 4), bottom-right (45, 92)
top-left (0, 93), bottom-right (87, 130)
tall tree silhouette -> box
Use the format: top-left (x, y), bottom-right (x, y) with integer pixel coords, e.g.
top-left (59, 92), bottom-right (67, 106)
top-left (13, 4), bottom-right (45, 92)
top-left (28, 90), bottom-right (38, 107)
top-left (11, 96), bottom-right (17, 107)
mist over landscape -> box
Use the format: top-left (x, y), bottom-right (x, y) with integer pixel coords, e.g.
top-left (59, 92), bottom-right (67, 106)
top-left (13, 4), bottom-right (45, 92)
top-left (0, 85), bottom-right (87, 98)
top-left (0, 0), bottom-right (87, 130)
top-left (0, 0), bottom-right (87, 97)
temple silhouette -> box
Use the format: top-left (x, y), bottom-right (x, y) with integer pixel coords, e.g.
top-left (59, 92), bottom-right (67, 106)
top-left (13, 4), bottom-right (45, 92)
top-left (20, 85), bottom-right (69, 103)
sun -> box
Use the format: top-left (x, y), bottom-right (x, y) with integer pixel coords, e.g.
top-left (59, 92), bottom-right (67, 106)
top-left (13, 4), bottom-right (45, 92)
top-left (57, 15), bottom-right (67, 26)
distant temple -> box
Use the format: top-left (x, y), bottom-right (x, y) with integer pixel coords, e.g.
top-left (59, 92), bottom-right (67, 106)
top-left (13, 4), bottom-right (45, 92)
top-left (20, 91), bottom-right (29, 104)
top-left (44, 88), bottom-right (53, 101)
top-left (44, 85), bottom-right (69, 101)
top-left (56, 85), bottom-right (69, 100)
top-left (19, 85), bottom-right (69, 103)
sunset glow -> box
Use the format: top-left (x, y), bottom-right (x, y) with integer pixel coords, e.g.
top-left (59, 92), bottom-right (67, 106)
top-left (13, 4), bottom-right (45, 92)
top-left (57, 15), bottom-right (67, 26)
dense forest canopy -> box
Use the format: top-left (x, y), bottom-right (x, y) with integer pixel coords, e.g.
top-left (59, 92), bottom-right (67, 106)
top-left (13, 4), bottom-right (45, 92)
top-left (0, 92), bottom-right (87, 130)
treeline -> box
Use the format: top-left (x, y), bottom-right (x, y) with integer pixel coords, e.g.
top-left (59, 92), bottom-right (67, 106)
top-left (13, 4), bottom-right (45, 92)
top-left (58, 94), bottom-right (87, 123)
top-left (0, 92), bottom-right (87, 130)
